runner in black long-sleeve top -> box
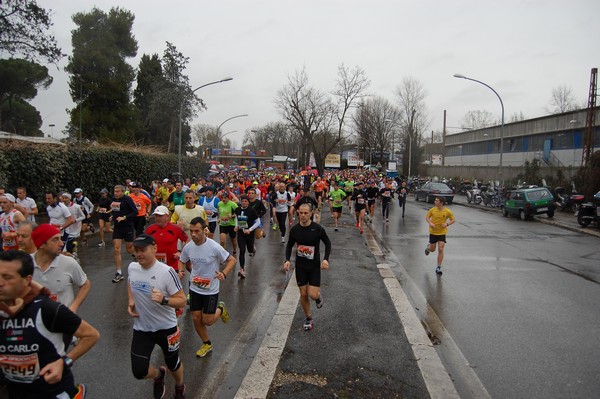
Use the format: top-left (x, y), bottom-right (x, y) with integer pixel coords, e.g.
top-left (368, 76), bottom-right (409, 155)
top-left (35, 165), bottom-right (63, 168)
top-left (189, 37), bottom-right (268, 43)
top-left (283, 203), bottom-right (331, 331)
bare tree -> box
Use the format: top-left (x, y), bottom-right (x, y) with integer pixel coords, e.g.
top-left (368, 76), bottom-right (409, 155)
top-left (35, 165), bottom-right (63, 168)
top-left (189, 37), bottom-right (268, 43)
top-left (243, 122), bottom-right (300, 156)
top-left (274, 65), bottom-right (369, 174)
top-left (460, 110), bottom-right (496, 129)
top-left (509, 111), bottom-right (526, 123)
top-left (544, 85), bottom-right (581, 114)
top-left (393, 77), bottom-right (429, 176)
top-left (353, 97), bottom-right (400, 164)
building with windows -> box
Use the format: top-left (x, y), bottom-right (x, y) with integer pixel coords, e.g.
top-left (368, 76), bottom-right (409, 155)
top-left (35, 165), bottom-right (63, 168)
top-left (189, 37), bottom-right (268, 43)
top-left (443, 107), bottom-right (599, 168)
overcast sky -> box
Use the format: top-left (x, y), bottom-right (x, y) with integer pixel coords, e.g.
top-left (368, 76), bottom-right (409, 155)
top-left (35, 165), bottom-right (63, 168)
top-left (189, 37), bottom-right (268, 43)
top-left (30, 0), bottom-right (600, 146)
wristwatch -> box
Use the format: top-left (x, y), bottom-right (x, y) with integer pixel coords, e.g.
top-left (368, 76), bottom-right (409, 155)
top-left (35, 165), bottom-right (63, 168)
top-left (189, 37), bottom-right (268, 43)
top-left (62, 355), bottom-right (73, 368)
top-left (161, 296), bottom-right (169, 306)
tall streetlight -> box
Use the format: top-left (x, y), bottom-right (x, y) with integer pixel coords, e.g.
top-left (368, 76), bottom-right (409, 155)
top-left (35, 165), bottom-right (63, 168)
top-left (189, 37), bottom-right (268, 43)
top-left (177, 77), bottom-right (233, 175)
top-left (453, 73), bottom-right (504, 180)
top-left (215, 114), bottom-right (248, 157)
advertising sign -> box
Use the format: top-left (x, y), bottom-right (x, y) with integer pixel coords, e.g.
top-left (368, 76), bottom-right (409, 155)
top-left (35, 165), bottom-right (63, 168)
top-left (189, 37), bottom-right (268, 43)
top-left (324, 153), bottom-right (341, 168)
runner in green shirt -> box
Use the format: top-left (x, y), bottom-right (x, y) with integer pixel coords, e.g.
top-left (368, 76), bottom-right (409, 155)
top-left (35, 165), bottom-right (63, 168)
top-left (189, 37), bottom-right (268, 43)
top-left (329, 181), bottom-right (347, 231)
top-left (217, 193), bottom-right (239, 254)
top-left (343, 179), bottom-right (354, 209)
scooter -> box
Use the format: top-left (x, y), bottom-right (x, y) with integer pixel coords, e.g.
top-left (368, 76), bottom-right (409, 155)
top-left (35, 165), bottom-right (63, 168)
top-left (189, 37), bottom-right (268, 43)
top-left (555, 182), bottom-right (585, 213)
top-left (466, 186), bottom-right (482, 205)
top-left (576, 191), bottom-right (600, 228)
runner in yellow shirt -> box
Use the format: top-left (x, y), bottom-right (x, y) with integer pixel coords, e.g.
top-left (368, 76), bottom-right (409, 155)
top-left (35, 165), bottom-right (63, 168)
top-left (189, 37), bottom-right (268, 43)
top-left (424, 197), bottom-right (455, 275)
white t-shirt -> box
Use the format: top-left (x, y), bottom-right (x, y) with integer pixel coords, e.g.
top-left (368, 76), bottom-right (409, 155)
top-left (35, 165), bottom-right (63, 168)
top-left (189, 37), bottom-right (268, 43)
top-left (179, 237), bottom-right (229, 296)
top-left (47, 202), bottom-right (72, 226)
top-left (32, 253), bottom-right (87, 307)
top-left (16, 197), bottom-right (37, 222)
top-left (128, 260), bottom-right (182, 332)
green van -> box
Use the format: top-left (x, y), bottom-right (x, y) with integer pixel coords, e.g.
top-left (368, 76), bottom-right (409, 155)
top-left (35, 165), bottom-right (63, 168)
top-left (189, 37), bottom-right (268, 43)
top-left (501, 187), bottom-right (556, 220)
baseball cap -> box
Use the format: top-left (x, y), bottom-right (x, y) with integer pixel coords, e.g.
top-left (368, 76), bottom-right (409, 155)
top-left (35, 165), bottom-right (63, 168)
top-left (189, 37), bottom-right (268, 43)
top-left (62, 193), bottom-right (72, 200)
top-left (153, 205), bottom-right (170, 215)
top-left (129, 182), bottom-right (139, 188)
top-left (74, 188), bottom-right (82, 194)
top-left (100, 188), bottom-right (109, 194)
top-left (0, 193), bottom-right (15, 203)
top-left (163, 178), bottom-right (169, 183)
top-left (132, 234), bottom-right (156, 248)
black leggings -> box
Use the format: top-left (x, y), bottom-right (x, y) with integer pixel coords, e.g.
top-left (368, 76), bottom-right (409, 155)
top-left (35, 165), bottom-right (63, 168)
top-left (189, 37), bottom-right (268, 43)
top-left (237, 230), bottom-right (256, 268)
top-left (382, 200), bottom-right (391, 218)
top-left (131, 326), bottom-right (181, 380)
top-left (276, 211), bottom-right (288, 237)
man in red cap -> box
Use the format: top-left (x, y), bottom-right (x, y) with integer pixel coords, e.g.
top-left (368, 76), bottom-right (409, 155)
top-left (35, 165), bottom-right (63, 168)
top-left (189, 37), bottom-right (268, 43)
top-left (31, 224), bottom-right (90, 313)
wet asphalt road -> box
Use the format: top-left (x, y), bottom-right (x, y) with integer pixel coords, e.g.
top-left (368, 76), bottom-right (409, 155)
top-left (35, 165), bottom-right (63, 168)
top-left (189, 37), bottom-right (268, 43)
top-left (1, 196), bottom-right (598, 398)
top-left (372, 195), bottom-right (600, 399)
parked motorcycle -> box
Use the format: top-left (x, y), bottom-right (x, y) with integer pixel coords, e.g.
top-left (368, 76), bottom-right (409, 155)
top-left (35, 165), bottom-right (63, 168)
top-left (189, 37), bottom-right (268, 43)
top-left (576, 191), bottom-right (600, 228)
top-left (555, 182), bottom-right (585, 213)
top-left (466, 186), bottom-right (482, 205)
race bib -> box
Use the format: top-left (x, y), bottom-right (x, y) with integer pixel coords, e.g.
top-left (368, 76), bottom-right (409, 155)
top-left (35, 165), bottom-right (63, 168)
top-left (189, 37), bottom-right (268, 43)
top-left (0, 353), bottom-right (40, 383)
top-left (238, 220), bottom-right (248, 228)
top-left (334, 199), bottom-right (342, 205)
top-left (277, 199), bottom-right (287, 204)
top-left (192, 276), bottom-right (211, 290)
top-left (156, 253), bottom-right (167, 263)
top-left (297, 245), bottom-right (315, 260)
top-left (358, 198), bottom-right (365, 204)
top-left (167, 328), bottom-right (181, 352)
top-left (136, 203), bottom-right (141, 210)
top-left (205, 210), bottom-right (213, 216)
top-left (110, 202), bottom-right (121, 212)
top-left (98, 207), bottom-right (107, 214)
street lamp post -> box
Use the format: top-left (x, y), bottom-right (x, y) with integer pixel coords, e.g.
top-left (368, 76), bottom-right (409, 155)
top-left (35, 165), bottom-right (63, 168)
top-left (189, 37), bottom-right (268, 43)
top-left (453, 73), bottom-right (504, 181)
top-left (49, 124), bottom-right (55, 138)
top-left (215, 114), bottom-right (248, 160)
top-left (177, 77), bottom-right (233, 175)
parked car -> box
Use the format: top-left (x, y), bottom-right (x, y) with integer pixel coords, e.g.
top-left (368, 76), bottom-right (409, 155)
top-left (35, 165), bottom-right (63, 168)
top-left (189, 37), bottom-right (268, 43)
top-left (501, 187), bottom-right (555, 220)
top-left (414, 182), bottom-right (455, 204)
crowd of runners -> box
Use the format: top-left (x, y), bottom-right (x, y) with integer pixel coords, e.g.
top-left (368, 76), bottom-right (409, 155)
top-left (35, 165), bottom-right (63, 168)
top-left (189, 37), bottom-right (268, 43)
top-left (0, 168), bottom-right (457, 399)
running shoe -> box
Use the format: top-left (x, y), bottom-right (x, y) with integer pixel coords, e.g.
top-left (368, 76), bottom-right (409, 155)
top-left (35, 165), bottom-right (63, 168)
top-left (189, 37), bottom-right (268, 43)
top-left (356, 222), bottom-right (359, 227)
top-left (281, 237), bottom-right (285, 243)
top-left (315, 294), bottom-right (324, 309)
top-left (153, 366), bottom-right (166, 399)
top-left (196, 343), bottom-right (213, 357)
top-left (424, 246), bottom-right (430, 256)
top-left (186, 293), bottom-right (190, 305)
top-left (238, 269), bottom-right (246, 279)
top-left (73, 384), bottom-right (86, 399)
top-left (435, 266), bottom-right (443, 275)
top-left (112, 272), bottom-right (124, 283)
top-left (273, 224), bottom-right (277, 231)
top-left (386, 218), bottom-right (389, 222)
top-left (174, 384), bottom-right (186, 399)
top-left (360, 228), bottom-right (363, 234)
top-left (303, 318), bottom-right (314, 331)
top-left (97, 241), bottom-right (105, 247)
top-left (218, 301), bottom-right (230, 323)
top-left (334, 228), bottom-right (338, 232)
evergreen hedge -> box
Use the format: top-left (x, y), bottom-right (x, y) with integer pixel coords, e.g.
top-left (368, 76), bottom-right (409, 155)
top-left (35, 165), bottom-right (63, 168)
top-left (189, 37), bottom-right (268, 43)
top-left (0, 142), bottom-right (206, 206)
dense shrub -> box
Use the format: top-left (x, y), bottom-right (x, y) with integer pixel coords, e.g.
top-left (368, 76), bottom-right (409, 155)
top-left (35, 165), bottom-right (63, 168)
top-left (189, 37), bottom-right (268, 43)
top-left (0, 142), bottom-right (206, 206)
